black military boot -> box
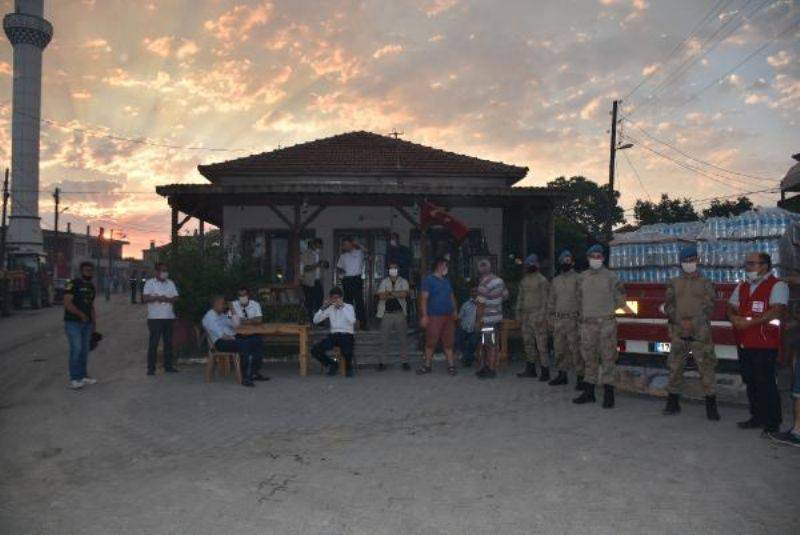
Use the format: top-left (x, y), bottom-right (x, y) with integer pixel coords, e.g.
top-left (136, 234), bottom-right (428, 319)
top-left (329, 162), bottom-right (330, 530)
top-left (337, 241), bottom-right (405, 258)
top-left (705, 395), bottom-right (720, 421)
top-left (548, 370), bottom-right (568, 386)
top-left (602, 384), bottom-right (615, 409)
top-left (538, 367), bottom-right (550, 382)
top-left (516, 362), bottom-right (537, 378)
top-left (663, 393), bottom-right (681, 415)
top-left (575, 375), bottom-right (585, 391)
top-left (572, 383), bottom-right (595, 404)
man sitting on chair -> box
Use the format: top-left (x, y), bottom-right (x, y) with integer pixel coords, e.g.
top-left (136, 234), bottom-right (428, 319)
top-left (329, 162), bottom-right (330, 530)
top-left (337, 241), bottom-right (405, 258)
top-left (312, 287), bottom-right (357, 377)
top-left (230, 286), bottom-right (269, 382)
top-left (202, 295), bottom-right (265, 387)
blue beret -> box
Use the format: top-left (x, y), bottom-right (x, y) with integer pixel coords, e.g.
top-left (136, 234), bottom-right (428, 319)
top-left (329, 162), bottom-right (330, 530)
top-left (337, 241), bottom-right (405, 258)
top-left (524, 253), bottom-right (539, 267)
top-left (587, 244), bottom-right (604, 255)
top-left (680, 244), bottom-right (698, 261)
top-left (558, 250), bottom-right (573, 263)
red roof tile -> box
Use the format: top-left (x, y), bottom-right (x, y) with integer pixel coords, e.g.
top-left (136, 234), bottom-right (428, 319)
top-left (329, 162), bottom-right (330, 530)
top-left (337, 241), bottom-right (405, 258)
top-left (197, 131), bottom-right (528, 182)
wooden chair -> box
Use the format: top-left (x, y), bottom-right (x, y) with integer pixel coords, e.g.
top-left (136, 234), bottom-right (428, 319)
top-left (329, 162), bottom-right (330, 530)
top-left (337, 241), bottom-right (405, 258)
top-left (203, 330), bottom-right (243, 384)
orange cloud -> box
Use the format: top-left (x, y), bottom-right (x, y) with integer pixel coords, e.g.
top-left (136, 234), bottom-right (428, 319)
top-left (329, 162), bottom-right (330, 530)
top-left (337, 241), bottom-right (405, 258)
top-left (204, 2), bottom-right (273, 49)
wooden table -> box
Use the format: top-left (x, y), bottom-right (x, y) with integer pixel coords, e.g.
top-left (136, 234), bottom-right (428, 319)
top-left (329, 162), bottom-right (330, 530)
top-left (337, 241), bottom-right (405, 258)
top-left (499, 319), bottom-right (520, 369)
top-left (236, 323), bottom-right (312, 376)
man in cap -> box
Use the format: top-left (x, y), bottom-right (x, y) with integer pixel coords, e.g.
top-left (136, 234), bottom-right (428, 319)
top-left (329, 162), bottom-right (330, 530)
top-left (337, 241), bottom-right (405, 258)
top-left (663, 244), bottom-right (720, 420)
top-left (515, 253), bottom-right (551, 381)
top-left (547, 250), bottom-right (581, 387)
top-left (573, 244), bottom-right (625, 408)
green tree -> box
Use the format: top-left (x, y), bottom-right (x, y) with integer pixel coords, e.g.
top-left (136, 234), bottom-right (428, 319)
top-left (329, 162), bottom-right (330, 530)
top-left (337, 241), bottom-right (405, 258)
top-left (634, 194), bottom-right (699, 226)
top-left (546, 176), bottom-right (625, 241)
top-left (701, 196), bottom-right (753, 219)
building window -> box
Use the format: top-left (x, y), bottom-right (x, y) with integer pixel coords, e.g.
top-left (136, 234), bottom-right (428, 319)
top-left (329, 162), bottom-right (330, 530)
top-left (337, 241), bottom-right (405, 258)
top-left (241, 229), bottom-right (313, 283)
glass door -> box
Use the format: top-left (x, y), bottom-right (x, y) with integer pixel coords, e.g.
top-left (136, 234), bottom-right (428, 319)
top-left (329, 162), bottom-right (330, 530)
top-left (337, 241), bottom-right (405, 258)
top-left (333, 229), bottom-right (390, 328)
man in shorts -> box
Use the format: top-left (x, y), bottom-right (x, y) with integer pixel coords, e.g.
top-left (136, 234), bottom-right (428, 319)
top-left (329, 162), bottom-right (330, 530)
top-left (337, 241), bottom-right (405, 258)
top-left (417, 257), bottom-right (459, 375)
top-left (475, 259), bottom-right (508, 379)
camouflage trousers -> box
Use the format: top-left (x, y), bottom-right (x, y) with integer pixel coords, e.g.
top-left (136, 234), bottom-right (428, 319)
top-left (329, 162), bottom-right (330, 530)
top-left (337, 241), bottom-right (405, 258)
top-left (553, 316), bottom-right (581, 374)
top-left (521, 315), bottom-right (549, 367)
top-left (581, 316), bottom-right (618, 386)
top-left (666, 324), bottom-right (717, 396)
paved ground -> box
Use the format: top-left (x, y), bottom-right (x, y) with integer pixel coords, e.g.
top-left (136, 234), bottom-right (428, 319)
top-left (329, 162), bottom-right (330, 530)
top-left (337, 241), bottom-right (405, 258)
top-left (0, 295), bottom-right (798, 535)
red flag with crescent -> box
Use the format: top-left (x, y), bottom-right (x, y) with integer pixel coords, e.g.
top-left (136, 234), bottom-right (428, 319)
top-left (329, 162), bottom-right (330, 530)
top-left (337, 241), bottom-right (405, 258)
top-left (420, 201), bottom-right (469, 243)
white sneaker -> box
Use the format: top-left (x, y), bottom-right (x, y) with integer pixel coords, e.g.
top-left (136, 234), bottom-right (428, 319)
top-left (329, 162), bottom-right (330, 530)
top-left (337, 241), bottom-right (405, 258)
top-left (69, 380), bottom-right (84, 390)
top-left (81, 377), bottom-right (97, 385)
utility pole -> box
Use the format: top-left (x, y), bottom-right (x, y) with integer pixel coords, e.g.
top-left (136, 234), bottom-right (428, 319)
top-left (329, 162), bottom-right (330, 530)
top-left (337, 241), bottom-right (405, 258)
top-left (605, 99), bottom-right (619, 242)
top-left (106, 229), bottom-right (114, 301)
top-left (52, 187), bottom-right (60, 275)
top-left (1, 168), bottom-right (9, 270)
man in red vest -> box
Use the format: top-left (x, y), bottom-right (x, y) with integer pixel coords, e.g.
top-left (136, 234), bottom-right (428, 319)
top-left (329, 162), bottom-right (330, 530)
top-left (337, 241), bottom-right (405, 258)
top-left (727, 252), bottom-right (789, 434)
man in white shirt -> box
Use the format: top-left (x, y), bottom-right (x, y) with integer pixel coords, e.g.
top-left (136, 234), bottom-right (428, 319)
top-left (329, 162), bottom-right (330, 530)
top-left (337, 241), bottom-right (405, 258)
top-left (142, 262), bottom-right (179, 375)
top-left (336, 237), bottom-right (367, 330)
top-left (312, 287), bottom-right (357, 377)
top-left (202, 295), bottom-right (263, 387)
top-left (230, 287), bottom-right (269, 382)
top-left (375, 261), bottom-right (411, 371)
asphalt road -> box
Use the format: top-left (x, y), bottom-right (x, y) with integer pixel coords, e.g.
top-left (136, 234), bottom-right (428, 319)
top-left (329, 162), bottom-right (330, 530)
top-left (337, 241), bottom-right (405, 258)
top-left (0, 295), bottom-right (797, 535)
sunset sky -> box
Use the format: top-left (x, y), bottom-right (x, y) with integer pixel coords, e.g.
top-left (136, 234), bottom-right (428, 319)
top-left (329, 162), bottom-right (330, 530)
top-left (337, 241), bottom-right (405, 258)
top-left (0, 0), bottom-right (797, 258)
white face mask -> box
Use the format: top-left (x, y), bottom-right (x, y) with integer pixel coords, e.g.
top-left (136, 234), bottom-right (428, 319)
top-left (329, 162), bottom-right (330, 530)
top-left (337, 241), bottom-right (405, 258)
top-left (441, 268), bottom-right (449, 277)
top-left (745, 271), bottom-right (760, 282)
top-left (681, 262), bottom-right (697, 273)
top-left (390, 240), bottom-right (397, 247)
top-left (388, 268), bottom-right (398, 277)
top-left (588, 258), bottom-right (603, 270)
top-left (158, 271), bottom-right (168, 280)
top-left (238, 296), bottom-right (249, 305)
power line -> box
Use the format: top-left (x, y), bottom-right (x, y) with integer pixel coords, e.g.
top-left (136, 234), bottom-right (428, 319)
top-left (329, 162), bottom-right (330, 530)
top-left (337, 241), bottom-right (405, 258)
top-left (626, 136), bottom-right (756, 192)
top-left (624, 121), bottom-right (778, 183)
top-left (621, 150), bottom-right (652, 201)
top-left (624, 0), bottom-right (730, 101)
top-left (0, 101), bottom-right (251, 153)
top-left (631, 0), bottom-right (770, 117)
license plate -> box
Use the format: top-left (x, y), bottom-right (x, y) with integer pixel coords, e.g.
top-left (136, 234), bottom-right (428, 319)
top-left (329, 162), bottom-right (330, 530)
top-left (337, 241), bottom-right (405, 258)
top-left (649, 342), bottom-right (671, 353)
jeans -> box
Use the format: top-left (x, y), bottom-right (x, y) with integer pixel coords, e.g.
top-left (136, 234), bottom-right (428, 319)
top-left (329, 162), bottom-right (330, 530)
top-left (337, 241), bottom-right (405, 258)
top-left (738, 347), bottom-right (782, 430)
top-left (147, 319), bottom-right (174, 372)
top-left (65, 321), bottom-right (92, 381)
top-left (312, 333), bottom-right (355, 370)
top-left (214, 335), bottom-right (264, 380)
top-left (456, 327), bottom-right (480, 365)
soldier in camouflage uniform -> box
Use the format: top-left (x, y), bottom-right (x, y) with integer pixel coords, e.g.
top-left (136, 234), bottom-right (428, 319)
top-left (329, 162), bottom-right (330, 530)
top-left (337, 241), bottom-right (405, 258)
top-left (573, 244), bottom-right (626, 408)
top-left (515, 254), bottom-right (551, 381)
top-left (663, 244), bottom-right (720, 421)
top-left (547, 250), bottom-right (581, 387)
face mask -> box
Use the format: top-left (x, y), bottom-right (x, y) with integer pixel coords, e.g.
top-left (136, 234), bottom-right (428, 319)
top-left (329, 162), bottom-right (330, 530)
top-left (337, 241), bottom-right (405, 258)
top-left (158, 271), bottom-right (168, 280)
top-left (441, 268), bottom-right (449, 277)
top-left (390, 240), bottom-right (397, 247)
top-left (745, 271), bottom-right (760, 281)
top-left (681, 262), bottom-right (697, 273)
top-left (388, 268), bottom-right (398, 277)
top-left (238, 296), bottom-right (249, 305)
top-left (588, 258), bottom-right (603, 270)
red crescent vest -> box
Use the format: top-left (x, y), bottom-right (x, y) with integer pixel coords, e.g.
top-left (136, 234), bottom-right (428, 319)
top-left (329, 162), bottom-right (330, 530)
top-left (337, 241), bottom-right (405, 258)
top-left (736, 275), bottom-right (781, 349)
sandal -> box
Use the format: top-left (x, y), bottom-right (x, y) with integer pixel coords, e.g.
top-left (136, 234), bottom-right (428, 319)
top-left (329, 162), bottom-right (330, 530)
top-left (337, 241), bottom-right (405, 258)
top-left (448, 366), bottom-right (457, 376)
top-left (416, 365), bottom-right (432, 375)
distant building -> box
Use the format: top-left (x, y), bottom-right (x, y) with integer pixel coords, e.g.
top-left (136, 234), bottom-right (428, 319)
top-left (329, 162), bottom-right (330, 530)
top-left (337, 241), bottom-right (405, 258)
top-left (41, 225), bottom-right (128, 281)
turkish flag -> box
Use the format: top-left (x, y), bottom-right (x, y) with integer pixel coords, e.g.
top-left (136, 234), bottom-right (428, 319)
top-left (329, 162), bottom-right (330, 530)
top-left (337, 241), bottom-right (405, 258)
top-left (420, 201), bottom-right (469, 243)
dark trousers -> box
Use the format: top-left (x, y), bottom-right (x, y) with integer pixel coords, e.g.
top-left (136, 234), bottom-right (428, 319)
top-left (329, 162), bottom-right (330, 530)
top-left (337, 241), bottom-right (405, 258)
top-left (456, 327), bottom-right (480, 365)
top-left (738, 347), bottom-right (782, 430)
top-left (130, 284), bottom-right (137, 304)
top-left (342, 276), bottom-right (365, 328)
top-left (215, 335), bottom-right (264, 380)
top-left (303, 281), bottom-right (324, 322)
top-left (147, 319), bottom-right (174, 372)
top-left (312, 333), bottom-right (355, 370)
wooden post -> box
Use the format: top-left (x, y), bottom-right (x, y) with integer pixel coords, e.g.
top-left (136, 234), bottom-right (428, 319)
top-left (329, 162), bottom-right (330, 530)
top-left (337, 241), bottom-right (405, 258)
top-left (171, 205), bottom-right (178, 250)
top-left (548, 202), bottom-right (556, 278)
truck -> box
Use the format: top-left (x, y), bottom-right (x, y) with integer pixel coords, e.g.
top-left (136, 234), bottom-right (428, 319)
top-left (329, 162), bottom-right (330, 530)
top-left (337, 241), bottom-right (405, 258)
top-left (616, 280), bottom-right (799, 371)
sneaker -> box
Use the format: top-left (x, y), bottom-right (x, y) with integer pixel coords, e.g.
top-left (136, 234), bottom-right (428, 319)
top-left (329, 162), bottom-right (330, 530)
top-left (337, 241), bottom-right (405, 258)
top-left (81, 377), bottom-right (98, 385)
top-left (768, 430), bottom-right (800, 448)
top-left (69, 380), bottom-right (84, 390)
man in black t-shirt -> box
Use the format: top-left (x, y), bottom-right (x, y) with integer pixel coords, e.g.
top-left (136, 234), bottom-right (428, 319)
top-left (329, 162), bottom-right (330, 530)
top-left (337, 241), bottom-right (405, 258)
top-left (64, 261), bottom-right (97, 390)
